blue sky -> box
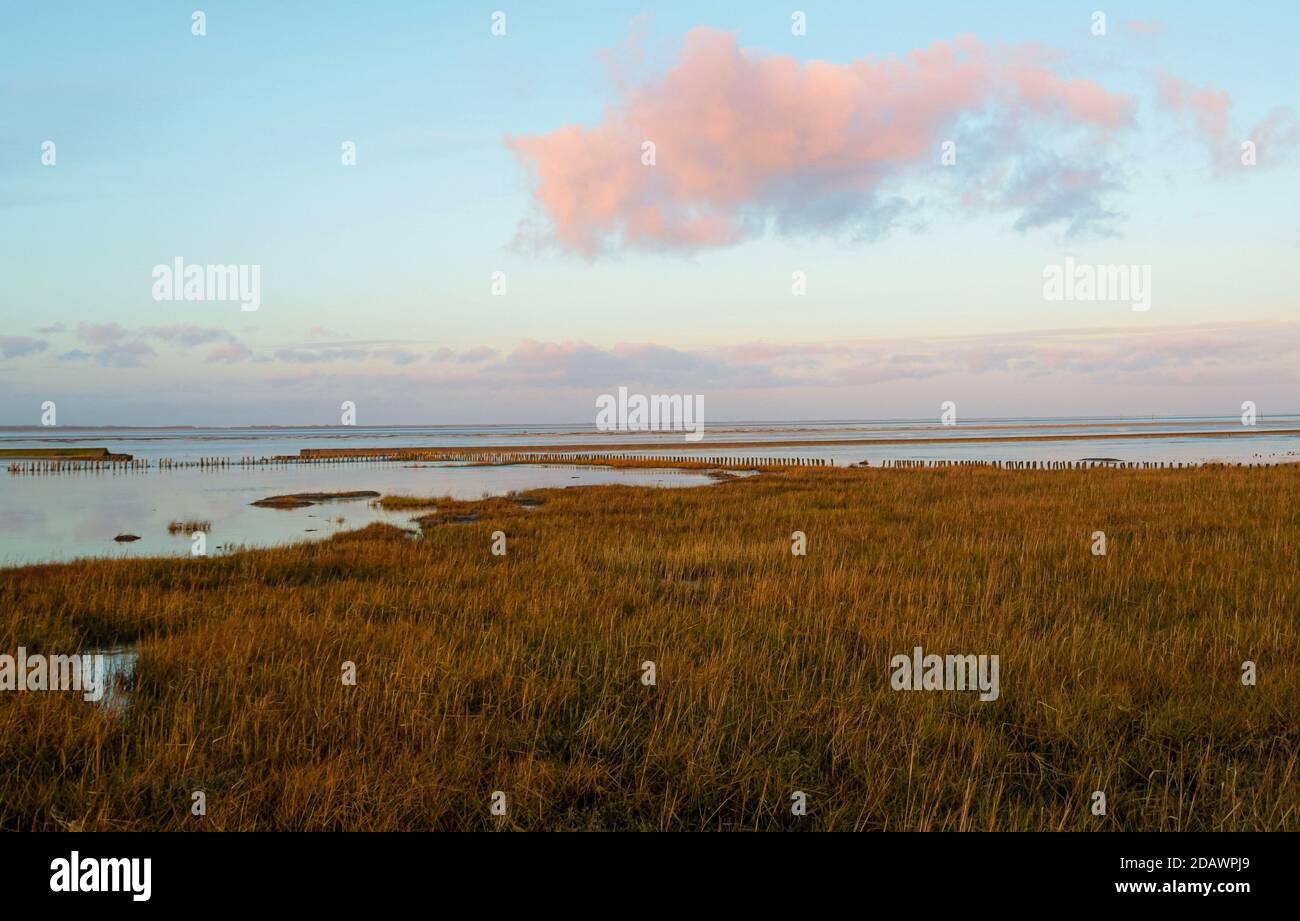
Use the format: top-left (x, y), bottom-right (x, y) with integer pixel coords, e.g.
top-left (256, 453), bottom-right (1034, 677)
top-left (1, 1), bottom-right (1298, 425)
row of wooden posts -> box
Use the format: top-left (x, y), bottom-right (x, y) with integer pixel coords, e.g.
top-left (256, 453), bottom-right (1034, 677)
top-left (6, 458), bottom-right (148, 474)
top-left (410, 451), bottom-right (829, 467)
top-left (878, 459), bottom-right (1210, 469)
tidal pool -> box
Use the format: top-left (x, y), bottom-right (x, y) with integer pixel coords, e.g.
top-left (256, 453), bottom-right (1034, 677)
top-left (0, 462), bottom-right (717, 566)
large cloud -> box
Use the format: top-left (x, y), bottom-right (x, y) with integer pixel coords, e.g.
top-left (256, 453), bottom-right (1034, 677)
top-left (508, 29), bottom-right (1134, 255)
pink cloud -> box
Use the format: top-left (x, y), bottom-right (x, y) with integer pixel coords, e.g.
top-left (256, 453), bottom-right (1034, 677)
top-left (508, 29), bottom-right (1134, 254)
top-left (1157, 72), bottom-right (1231, 141)
top-left (1006, 61), bottom-right (1133, 129)
top-left (1155, 73), bottom-right (1298, 171)
top-left (206, 342), bottom-right (254, 364)
top-left (1248, 106), bottom-right (1300, 165)
top-left (1122, 20), bottom-right (1165, 37)
top-left (76, 322), bottom-right (130, 346)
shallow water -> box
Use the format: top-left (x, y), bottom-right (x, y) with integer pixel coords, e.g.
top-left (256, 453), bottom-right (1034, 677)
top-left (4, 415), bottom-right (1300, 462)
top-left (609, 434), bottom-right (1300, 467)
top-left (88, 646), bottom-right (138, 715)
top-left (0, 462), bottom-right (715, 566)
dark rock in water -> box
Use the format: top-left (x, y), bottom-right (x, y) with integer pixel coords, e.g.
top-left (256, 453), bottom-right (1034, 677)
top-left (113, 534), bottom-right (141, 542)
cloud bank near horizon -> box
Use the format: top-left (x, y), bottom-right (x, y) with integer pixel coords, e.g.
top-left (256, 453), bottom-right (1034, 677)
top-left (7, 320), bottom-right (1300, 396)
top-left (8, 321), bottom-right (1300, 426)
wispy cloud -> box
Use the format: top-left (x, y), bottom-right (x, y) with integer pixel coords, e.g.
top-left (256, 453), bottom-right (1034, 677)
top-left (272, 345), bottom-right (424, 365)
top-left (206, 341), bottom-right (254, 364)
top-left (59, 341), bottom-right (156, 368)
top-left (0, 335), bottom-right (49, 359)
top-left (1156, 71), bottom-right (1299, 171)
top-left (75, 322), bottom-right (131, 347)
top-left (431, 346), bottom-right (498, 363)
top-left (49, 322), bottom-right (248, 367)
top-left (145, 324), bottom-right (241, 348)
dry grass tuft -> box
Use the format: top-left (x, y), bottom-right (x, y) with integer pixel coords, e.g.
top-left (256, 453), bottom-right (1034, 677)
top-left (166, 520), bottom-right (211, 535)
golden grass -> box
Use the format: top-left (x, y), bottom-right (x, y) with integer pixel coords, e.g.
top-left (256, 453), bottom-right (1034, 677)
top-left (1, 465), bottom-right (1297, 831)
top-left (380, 493), bottom-right (546, 514)
top-left (377, 495), bottom-right (443, 510)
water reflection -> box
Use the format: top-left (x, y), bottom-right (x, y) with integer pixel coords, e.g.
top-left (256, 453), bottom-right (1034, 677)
top-left (86, 646), bottom-right (138, 716)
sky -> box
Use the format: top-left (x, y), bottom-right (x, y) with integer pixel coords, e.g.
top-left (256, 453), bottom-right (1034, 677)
top-left (1, 1), bottom-right (1298, 426)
